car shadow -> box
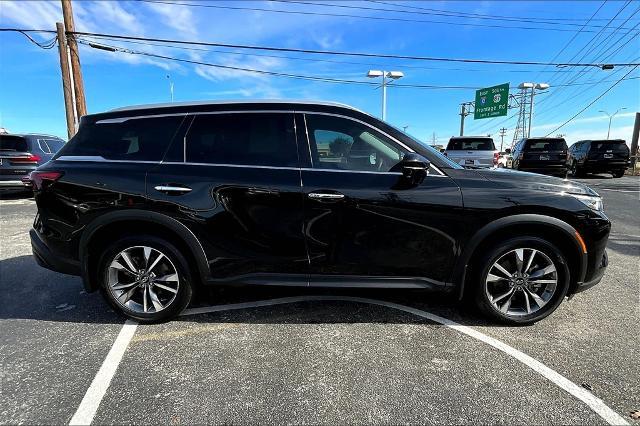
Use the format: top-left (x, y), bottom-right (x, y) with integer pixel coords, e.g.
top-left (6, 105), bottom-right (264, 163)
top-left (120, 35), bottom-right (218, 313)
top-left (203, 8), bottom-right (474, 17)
top-left (0, 191), bottom-right (33, 200)
top-left (0, 254), bottom-right (510, 328)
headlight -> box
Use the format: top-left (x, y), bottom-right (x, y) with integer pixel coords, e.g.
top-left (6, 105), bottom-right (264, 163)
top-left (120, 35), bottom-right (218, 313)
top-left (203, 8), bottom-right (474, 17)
top-left (572, 194), bottom-right (604, 211)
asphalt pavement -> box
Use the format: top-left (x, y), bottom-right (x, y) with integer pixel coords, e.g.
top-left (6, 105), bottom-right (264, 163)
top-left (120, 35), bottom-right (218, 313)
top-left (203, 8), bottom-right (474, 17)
top-left (1, 174), bottom-right (638, 425)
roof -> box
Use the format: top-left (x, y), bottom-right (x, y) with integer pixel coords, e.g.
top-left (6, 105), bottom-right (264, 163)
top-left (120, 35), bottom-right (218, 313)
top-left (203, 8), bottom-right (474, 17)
top-left (109, 99), bottom-right (363, 113)
top-left (449, 135), bottom-right (493, 139)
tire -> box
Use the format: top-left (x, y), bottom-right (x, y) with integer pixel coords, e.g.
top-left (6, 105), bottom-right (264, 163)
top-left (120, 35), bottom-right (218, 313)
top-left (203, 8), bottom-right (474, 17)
top-left (473, 237), bottom-right (570, 325)
top-left (570, 161), bottom-right (584, 177)
top-left (612, 169), bottom-right (625, 178)
top-left (97, 235), bottom-right (193, 323)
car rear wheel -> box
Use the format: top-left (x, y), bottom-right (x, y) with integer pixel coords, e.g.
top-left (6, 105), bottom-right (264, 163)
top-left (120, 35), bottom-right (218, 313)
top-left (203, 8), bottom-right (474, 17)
top-left (570, 161), bottom-right (584, 177)
top-left (474, 237), bottom-right (570, 325)
top-left (612, 169), bottom-right (625, 178)
top-left (98, 236), bottom-right (193, 323)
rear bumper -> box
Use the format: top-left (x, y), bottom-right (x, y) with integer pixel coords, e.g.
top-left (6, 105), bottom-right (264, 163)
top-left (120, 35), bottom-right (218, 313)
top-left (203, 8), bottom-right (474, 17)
top-left (0, 179), bottom-right (28, 190)
top-left (583, 160), bottom-right (629, 171)
top-left (30, 228), bottom-right (80, 276)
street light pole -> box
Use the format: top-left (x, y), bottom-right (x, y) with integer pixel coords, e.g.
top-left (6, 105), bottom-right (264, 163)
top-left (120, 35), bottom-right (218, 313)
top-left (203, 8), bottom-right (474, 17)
top-left (166, 75), bottom-right (174, 102)
top-left (367, 70), bottom-right (403, 121)
top-left (599, 108), bottom-right (626, 139)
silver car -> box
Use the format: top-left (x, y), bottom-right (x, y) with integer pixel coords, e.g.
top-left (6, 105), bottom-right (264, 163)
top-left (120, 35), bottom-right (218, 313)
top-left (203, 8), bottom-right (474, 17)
top-left (444, 136), bottom-right (499, 168)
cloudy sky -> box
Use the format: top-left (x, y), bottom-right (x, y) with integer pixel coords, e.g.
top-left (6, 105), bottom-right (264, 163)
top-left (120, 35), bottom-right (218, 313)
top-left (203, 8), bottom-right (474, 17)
top-left (0, 0), bottom-right (638, 146)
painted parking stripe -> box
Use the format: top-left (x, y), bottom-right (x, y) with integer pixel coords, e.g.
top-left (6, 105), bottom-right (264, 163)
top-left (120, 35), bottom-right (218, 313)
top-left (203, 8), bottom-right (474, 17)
top-left (69, 320), bottom-right (138, 425)
top-left (71, 297), bottom-right (629, 425)
top-left (184, 296), bottom-right (628, 425)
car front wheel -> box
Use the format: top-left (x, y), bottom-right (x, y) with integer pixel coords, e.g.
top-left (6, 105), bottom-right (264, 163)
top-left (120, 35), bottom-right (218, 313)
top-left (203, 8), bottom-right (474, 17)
top-left (612, 169), bottom-right (625, 178)
top-left (474, 237), bottom-right (570, 325)
top-left (98, 236), bottom-right (193, 323)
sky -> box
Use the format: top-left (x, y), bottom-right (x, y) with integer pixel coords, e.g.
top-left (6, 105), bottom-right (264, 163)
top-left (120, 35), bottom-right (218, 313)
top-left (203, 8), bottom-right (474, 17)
top-left (0, 0), bottom-right (638, 147)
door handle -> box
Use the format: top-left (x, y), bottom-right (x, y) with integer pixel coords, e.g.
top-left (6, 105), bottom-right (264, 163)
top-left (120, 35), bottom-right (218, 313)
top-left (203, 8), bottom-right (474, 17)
top-left (308, 192), bottom-right (345, 201)
top-left (154, 185), bottom-right (192, 195)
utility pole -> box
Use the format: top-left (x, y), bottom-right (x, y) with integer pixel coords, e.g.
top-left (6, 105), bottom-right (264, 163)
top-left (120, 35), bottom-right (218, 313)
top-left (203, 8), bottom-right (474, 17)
top-left (431, 132), bottom-right (437, 145)
top-left (631, 112), bottom-right (639, 172)
top-left (459, 103), bottom-right (466, 136)
top-left (61, 0), bottom-right (87, 118)
top-left (499, 127), bottom-right (507, 151)
top-left (56, 22), bottom-right (75, 139)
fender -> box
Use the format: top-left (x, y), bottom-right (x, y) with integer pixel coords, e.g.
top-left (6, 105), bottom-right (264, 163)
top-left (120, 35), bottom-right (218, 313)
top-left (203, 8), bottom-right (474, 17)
top-left (453, 213), bottom-right (588, 299)
top-left (79, 209), bottom-right (210, 291)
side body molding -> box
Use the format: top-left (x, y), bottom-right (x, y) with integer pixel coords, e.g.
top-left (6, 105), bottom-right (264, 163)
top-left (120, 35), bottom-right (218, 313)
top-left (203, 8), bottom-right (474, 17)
top-left (453, 213), bottom-right (588, 299)
top-left (79, 210), bottom-right (210, 291)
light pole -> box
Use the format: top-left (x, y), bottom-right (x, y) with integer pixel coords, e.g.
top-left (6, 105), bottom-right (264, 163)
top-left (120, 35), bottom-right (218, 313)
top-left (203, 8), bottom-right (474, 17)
top-left (598, 108), bottom-right (626, 139)
top-left (519, 82), bottom-right (549, 138)
top-left (367, 70), bottom-right (404, 121)
top-left (166, 74), bottom-right (174, 102)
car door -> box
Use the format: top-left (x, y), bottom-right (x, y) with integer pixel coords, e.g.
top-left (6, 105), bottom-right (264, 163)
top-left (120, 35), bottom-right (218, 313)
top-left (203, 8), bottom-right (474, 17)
top-left (298, 112), bottom-right (463, 289)
top-left (146, 111), bottom-right (308, 284)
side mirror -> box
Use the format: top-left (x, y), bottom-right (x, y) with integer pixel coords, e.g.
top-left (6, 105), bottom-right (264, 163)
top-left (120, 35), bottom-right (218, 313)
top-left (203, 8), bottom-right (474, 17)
top-left (505, 148), bottom-right (512, 154)
top-left (392, 153), bottom-right (430, 185)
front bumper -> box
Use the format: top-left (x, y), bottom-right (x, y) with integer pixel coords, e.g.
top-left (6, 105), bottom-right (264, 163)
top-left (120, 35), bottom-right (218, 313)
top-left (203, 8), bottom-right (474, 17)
top-left (573, 250), bottom-right (608, 294)
top-left (30, 228), bottom-right (80, 276)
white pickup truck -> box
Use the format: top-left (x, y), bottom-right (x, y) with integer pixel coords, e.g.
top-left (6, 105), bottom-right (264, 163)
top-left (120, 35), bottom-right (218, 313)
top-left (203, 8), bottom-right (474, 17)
top-left (444, 136), bottom-right (499, 168)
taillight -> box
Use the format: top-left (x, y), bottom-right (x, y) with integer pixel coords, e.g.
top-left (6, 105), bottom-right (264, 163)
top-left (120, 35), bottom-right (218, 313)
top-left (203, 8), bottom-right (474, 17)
top-left (10, 153), bottom-right (41, 164)
top-left (493, 152), bottom-right (500, 165)
top-left (29, 171), bottom-right (63, 190)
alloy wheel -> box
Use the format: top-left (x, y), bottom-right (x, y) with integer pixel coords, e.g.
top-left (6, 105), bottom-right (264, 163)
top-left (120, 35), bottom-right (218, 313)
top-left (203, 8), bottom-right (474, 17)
top-left (485, 248), bottom-right (558, 317)
top-left (107, 246), bottom-right (180, 314)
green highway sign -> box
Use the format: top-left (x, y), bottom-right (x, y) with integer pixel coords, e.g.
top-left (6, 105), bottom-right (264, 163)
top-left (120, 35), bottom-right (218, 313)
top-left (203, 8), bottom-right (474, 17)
top-left (474, 83), bottom-right (509, 120)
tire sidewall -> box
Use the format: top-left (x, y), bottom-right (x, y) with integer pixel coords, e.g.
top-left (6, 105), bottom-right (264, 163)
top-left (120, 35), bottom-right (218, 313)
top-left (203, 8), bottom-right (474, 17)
top-left (474, 237), bottom-right (570, 325)
top-left (98, 235), bottom-right (193, 323)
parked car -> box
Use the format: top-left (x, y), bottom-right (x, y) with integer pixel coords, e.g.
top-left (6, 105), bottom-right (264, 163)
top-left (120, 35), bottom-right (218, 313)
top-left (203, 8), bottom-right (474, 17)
top-left (444, 136), bottom-right (499, 168)
top-left (510, 137), bottom-right (569, 176)
top-left (496, 148), bottom-right (512, 168)
top-left (30, 101), bottom-right (610, 325)
top-left (568, 139), bottom-right (630, 178)
top-left (0, 133), bottom-right (65, 192)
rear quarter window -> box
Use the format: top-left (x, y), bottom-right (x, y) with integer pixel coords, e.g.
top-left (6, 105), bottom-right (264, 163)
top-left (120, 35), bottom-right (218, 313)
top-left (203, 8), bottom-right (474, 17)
top-left (58, 116), bottom-right (185, 161)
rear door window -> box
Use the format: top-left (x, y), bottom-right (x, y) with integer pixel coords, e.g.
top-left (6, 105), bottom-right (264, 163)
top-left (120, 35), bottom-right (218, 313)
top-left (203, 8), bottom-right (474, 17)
top-left (447, 138), bottom-right (496, 150)
top-left (185, 113), bottom-right (298, 167)
top-left (0, 135), bottom-right (28, 152)
top-left (40, 138), bottom-right (65, 153)
top-left (58, 116), bottom-right (185, 161)
top-left (524, 139), bottom-right (567, 152)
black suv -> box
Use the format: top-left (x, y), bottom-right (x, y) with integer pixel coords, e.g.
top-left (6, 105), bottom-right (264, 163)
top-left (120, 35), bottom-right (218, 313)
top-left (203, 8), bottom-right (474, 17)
top-left (510, 137), bottom-right (569, 176)
top-left (0, 133), bottom-right (65, 192)
top-left (568, 139), bottom-right (630, 178)
top-left (30, 101), bottom-right (610, 324)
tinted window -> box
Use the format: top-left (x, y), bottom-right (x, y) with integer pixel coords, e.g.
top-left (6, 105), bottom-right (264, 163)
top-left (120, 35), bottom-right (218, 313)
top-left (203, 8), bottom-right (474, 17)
top-left (0, 135), bottom-right (28, 152)
top-left (305, 114), bottom-right (406, 172)
top-left (185, 113), bottom-right (297, 167)
top-left (589, 140), bottom-right (629, 154)
top-left (58, 116), bottom-right (184, 161)
top-left (446, 138), bottom-right (496, 150)
top-left (524, 138), bottom-right (567, 152)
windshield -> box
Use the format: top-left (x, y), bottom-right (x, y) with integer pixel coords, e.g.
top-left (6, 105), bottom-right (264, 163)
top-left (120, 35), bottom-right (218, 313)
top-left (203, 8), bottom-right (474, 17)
top-left (590, 140), bottom-right (629, 153)
top-left (447, 138), bottom-right (496, 151)
top-left (0, 135), bottom-right (28, 152)
top-left (418, 141), bottom-right (464, 169)
top-left (524, 138), bottom-right (567, 152)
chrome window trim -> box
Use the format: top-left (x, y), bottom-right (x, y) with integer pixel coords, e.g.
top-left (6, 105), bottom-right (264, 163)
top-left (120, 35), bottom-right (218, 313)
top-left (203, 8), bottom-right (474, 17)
top-left (95, 113), bottom-right (190, 124)
top-left (56, 155), bottom-right (160, 164)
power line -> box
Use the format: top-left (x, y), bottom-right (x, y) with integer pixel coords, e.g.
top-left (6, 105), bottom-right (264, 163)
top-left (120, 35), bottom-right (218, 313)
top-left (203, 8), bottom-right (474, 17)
top-left (136, 0), bottom-right (634, 34)
top-left (367, 0), bottom-right (639, 22)
top-left (543, 65), bottom-right (639, 136)
top-left (11, 29), bottom-right (57, 49)
top-left (268, 0), bottom-right (635, 29)
top-left (73, 33), bottom-right (617, 75)
top-left (2, 28), bottom-right (636, 67)
top-left (78, 39), bottom-right (485, 90)
top-left (43, 30), bottom-right (640, 67)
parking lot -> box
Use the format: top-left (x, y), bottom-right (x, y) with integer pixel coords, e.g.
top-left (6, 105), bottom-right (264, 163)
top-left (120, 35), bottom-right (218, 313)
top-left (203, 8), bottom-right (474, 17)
top-left (1, 174), bottom-right (638, 425)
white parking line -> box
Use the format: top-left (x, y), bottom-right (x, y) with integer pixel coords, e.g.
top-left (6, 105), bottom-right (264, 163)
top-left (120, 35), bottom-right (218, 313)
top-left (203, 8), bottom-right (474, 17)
top-left (71, 297), bottom-right (629, 425)
top-left (69, 320), bottom-right (138, 426)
